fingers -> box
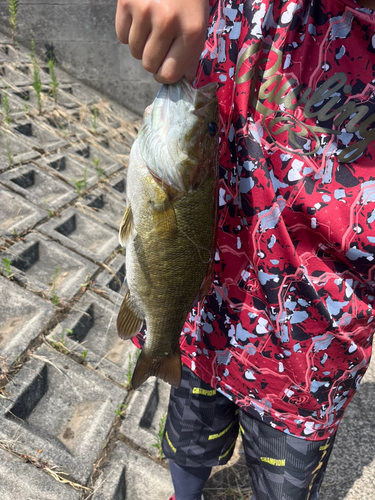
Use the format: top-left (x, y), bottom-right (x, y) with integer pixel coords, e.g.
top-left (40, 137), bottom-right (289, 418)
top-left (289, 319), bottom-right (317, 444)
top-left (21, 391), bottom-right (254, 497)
top-left (153, 33), bottom-right (205, 84)
top-left (116, 0), bottom-right (209, 84)
top-left (128, 13), bottom-right (152, 60)
top-left (142, 26), bottom-right (176, 75)
top-left (115, 0), bottom-right (132, 44)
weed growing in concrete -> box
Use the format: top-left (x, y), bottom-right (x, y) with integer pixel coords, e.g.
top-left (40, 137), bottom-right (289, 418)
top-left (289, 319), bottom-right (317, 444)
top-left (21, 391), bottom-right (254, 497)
top-left (2, 257), bottom-right (13, 279)
top-left (30, 40), bottom-right (43, 113)
top-left (48, 52), bottom-right (58, 102)
top-left (50, 329), bottom-right (72, 350)
top-left (51, 266), bottom-right (60, 305)
top-left (151, 411), bottom-right (167, 459)
top-left (114, 403), bottom-right (127, 418)
top-left (73, 168), bottom-right (88, 194)
top-left (81, 349), bottom-right (88, 360)
top-left (2, 91), bottom-right (11, 125)
top-left (92, 106), bottom-right (98, 133)
top-left (93, 158), bottom-right (105, 180)
top-left (8, 0), bottom-right (18, 45)
top-left (43, 200), bottom-right (55, 218)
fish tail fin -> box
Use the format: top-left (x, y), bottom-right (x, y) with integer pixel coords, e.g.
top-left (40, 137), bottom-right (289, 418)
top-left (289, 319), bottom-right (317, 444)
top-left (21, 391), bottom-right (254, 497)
top-left (117, 291), bottom-right (144, 339)
top-left (131, 349), bottom-right (181, 390)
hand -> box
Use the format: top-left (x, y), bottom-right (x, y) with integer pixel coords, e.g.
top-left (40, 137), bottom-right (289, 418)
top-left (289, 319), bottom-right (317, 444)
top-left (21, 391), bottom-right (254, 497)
top-left (116, 0), bottom-right (209, 84)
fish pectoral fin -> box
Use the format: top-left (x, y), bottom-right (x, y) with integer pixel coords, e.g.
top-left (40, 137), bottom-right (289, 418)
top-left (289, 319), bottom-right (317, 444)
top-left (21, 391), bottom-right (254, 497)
top-left (119, 204), bottom-right (134, 246)
top-left (151, 194), bottom-right (178, 237)
top-left (131, 349), bottom-right (182, 390)
top-left (117, 291), bottom-right (144, 339)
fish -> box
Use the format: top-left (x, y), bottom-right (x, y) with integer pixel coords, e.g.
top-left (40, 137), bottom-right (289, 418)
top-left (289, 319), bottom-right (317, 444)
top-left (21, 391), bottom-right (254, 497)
top-left (117, 77), bottom-right (219, 390)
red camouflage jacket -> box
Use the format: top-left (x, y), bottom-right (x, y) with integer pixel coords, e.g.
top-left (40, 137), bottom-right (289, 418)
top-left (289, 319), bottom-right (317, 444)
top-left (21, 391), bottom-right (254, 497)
top-left (138, 0), bottom-right (375, 441)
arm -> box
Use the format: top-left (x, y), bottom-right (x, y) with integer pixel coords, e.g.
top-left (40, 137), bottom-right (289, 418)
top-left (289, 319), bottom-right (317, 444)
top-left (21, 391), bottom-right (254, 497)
top-left (116, 0), bottom-right (210, 84)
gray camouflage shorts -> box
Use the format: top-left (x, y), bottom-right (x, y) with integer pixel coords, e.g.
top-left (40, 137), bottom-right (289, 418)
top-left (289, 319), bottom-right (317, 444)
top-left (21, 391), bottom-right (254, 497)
top-left (162, 364), bottom-right (336, 500)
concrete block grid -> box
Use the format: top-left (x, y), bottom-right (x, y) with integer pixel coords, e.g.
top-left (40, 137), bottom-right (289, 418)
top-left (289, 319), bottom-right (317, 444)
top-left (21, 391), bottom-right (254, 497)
top-left (0, 34), bottom-right (374, 500)
top-left (0, 34), bottom-right (174, 500)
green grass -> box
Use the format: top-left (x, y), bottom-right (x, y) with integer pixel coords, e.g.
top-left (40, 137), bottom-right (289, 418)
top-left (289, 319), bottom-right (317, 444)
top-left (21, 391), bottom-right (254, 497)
top-left (151, 411), bottom-right (167, 459)
top-left (2, 257), bottom-right (13, 279)
top-left (8, 0), bottom-right (18, 45)
top-left (30, 40), bottom-right (43, 113)
top-left (72, 168), bottom-right (88, 194)
top-left (48, 53), bottom-right (58, 102)
top-left (51, 267), bottom-right (60, 305)
top-left (114, 403), bottom-right (127, 418)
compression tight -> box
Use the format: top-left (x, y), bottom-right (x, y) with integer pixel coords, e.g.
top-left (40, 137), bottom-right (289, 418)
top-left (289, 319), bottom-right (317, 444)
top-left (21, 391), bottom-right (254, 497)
top-left (169, 461), bottom-right (212, 500)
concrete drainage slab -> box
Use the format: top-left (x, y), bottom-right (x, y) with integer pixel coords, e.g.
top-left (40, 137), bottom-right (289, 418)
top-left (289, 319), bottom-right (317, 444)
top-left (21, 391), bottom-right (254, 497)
top-left (76, 187), bottom-right (125, 231)
top-left (109, 173), bottom-right (127, 200)
top-left (47, 291), bottom-right (137, 385)
top-left (96, 135), bottom-right (130, 158)
top-left (0, 128), bottom-right (40, 166)
top-left (39, 207), bottom-right (119, 263)
top-left (0, 447), bottom-right (80, 500)
top-left (120, 377), bottom-right (171, 459)
top-left (0, 44), bottom-right (30, 64)
top-left (0, 88), bottom-right (29, 118)
top-left (13, 87), bottom-right (56, 113)
top-left (43, 114), bottom-right (90, 142)
top-left (92, 442), bottom-right (174, 500)
top-left (59, 83), bottom-right (103, 106)
top-left (0, 63), bottom-right (32, 87)
top-left (94, 254), bottom-right (126, 303)
top-left (12, 119), bottom-right (68, 152)
top-left (0, 185), bottom-right (47, 238)
top-left (39, 153), bottom-right (98, 190)
top-left (0, 275), bottom-right (55, 366)
top-left (0, 233), bottom-right (98, 302)
top-left (0, 343), bottom-right (126, 484)
top-left (0, 163), bottom-right (77, 211)
top-left (68, 143), bottom-right (123, 176)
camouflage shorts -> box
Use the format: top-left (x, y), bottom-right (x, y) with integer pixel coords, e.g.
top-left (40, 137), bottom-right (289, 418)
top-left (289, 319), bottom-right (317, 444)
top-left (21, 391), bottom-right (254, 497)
top-left (163, 365), bottom-right (336, 500)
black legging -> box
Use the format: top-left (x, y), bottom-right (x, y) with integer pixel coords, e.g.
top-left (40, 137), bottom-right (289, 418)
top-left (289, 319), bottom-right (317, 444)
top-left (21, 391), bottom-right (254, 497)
top-left (169, 461), bottom-right (211, 500)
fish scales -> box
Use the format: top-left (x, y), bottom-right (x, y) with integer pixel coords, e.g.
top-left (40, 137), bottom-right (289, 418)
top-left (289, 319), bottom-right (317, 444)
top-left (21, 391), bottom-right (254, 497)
top-left (117, 78), bottom-right (219, 389)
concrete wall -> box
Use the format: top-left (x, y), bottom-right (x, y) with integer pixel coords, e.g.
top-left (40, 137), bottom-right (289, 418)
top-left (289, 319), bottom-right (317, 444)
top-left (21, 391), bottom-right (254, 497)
top-left (0, 0), bottom-right (160, 116)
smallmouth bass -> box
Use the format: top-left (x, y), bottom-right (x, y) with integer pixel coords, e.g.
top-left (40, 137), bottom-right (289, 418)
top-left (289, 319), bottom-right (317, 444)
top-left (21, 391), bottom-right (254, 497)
top-left (117, 78), bottom-right (219, 390)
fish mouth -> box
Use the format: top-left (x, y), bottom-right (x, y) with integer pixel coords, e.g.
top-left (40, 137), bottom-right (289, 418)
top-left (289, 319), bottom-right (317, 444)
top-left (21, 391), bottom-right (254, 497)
top-left (156, 77), bottom-right (217, 113)
top-left (138, 77), bottom-right (218, 193)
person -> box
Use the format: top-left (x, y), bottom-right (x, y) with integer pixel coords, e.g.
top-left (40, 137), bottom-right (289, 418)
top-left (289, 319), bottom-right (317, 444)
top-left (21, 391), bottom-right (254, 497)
top-left (115, 1), bottom-right (375, 499)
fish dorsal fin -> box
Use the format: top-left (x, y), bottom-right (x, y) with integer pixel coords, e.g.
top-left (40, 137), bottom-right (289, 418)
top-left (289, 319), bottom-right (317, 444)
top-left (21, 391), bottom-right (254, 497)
top-left (131, 349), bottom-right (181, 390)
top-left (117, 290), bottom-right (144, 339)
top-left (119, 204), bottom-right (134, 246)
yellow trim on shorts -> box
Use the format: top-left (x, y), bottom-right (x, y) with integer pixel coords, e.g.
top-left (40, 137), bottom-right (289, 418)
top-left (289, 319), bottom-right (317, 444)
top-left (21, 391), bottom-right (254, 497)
top-left (165, 431), bottom-right (176, 453)
top-left (208, 422), bottom-right (232, 440)
top-left (192, 387), bottom-right (216, 397)
top-left (219, 440), bottom-right (236, 461)
top-left (260, 457), bottom-right (286, 466)
top-left (319, 442), bottom-right (330, 451)
top-left (239, 423), bottom-right (245, 435)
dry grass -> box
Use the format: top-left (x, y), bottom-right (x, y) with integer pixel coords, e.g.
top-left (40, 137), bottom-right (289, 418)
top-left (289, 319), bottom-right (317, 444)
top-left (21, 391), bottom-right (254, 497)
top-left (204, 439), bottom-right (252, 500)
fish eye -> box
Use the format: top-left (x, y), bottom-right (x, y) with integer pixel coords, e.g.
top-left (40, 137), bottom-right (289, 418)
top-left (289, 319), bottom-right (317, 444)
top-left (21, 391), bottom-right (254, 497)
top-left (208, 122), bottom-right (218, 136)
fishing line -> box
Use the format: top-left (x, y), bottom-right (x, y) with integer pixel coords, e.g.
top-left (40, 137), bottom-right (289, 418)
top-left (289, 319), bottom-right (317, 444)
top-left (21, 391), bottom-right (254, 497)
top-left (153, 216), bottom-right (213, 264)
top-left (95, 269), bottom-right (127, 370)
